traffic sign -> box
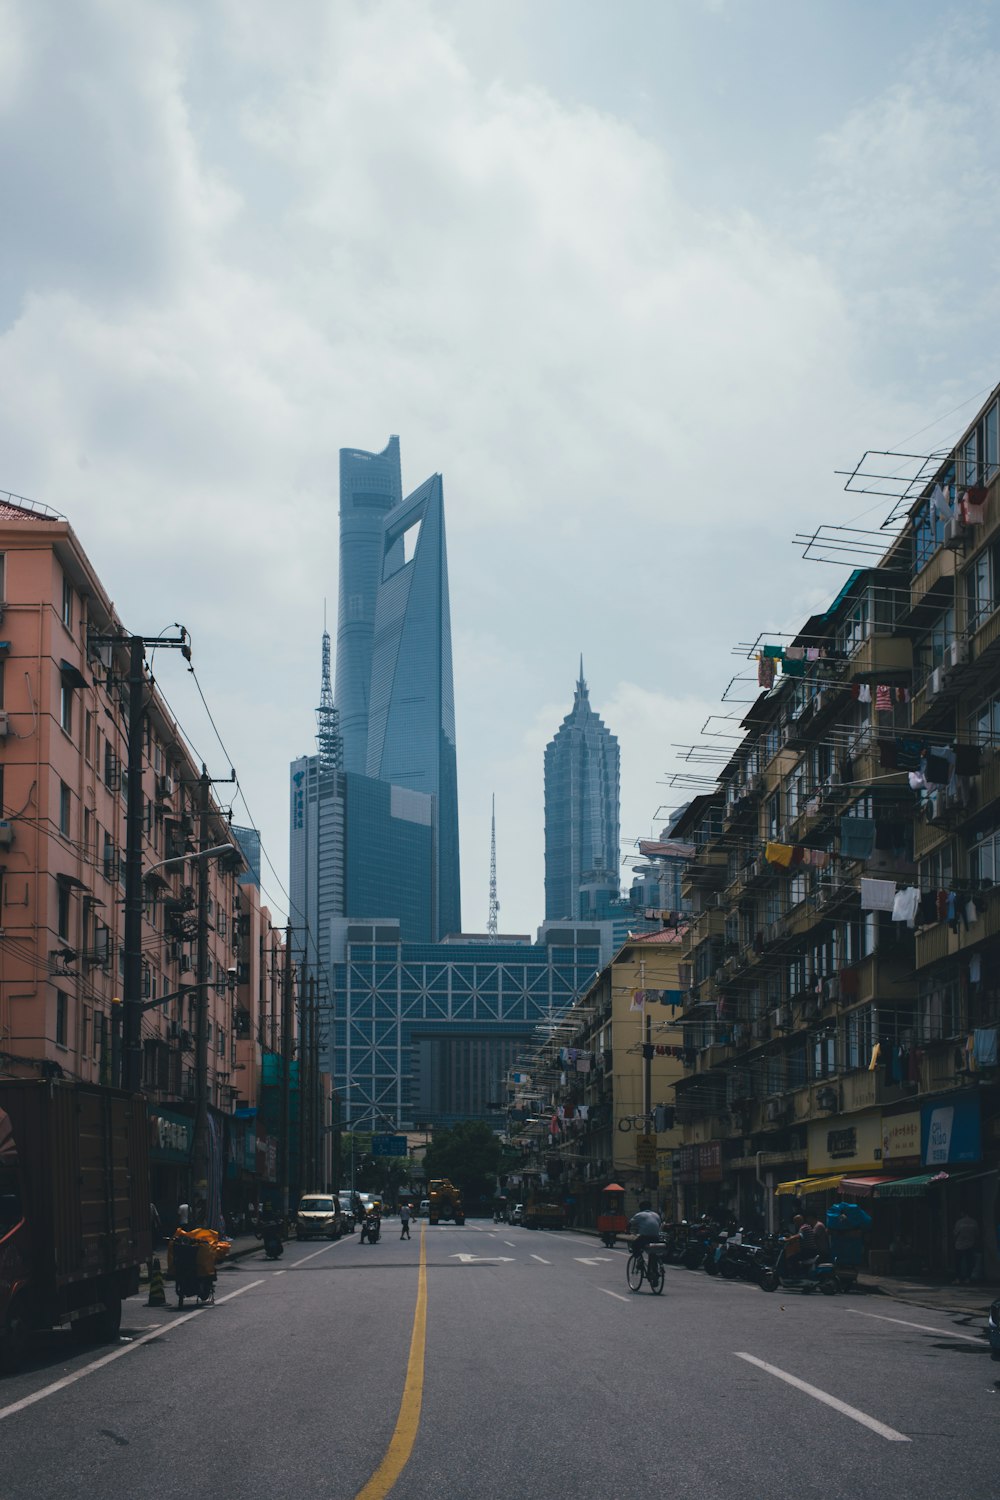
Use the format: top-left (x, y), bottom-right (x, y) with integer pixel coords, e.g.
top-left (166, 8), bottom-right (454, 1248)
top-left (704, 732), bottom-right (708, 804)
top-left (635, 1133), bottom-right (658, 1165)
top-left (371, 1133), bottom-right (409, 1157)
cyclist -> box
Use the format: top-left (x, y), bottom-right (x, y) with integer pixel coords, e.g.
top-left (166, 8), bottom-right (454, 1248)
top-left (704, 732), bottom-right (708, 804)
top-left (628, 1200), bottom-right (663, 1274)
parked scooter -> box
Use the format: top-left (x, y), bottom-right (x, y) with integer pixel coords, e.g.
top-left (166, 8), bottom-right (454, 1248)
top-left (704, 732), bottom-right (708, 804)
top-left (757, 1233), bottom-right (837, 1294)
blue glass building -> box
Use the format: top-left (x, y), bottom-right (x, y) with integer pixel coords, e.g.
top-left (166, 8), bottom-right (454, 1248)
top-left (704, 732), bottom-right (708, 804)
top-left (365, 473), bottom-right (461, 937)
top-left (330, 922), bottom-right (602, 1129)
top-left (334, 437), bottom-right (403, 774)
top-left (544, 664), bottom-right (620, 922)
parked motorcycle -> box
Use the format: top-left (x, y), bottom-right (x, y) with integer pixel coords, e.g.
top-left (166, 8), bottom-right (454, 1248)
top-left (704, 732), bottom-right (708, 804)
top-left (256, 1221), bottom-right (284, 1260)
top-left (757, 1233), bottom-right (837, 1294)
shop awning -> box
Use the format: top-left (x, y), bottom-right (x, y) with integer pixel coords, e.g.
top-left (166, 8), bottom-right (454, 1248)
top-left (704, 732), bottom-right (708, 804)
top-left (872, 1172), bottom-right (948, 1199)
top-left (838, 1174), bottom-right (901, 1198)
top-left (774, 1173), bottom-right (844, 1197)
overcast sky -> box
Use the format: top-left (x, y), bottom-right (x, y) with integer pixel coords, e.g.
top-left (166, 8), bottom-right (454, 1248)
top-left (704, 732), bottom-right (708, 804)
top-left (2, 0), bottom-right (1000, 934)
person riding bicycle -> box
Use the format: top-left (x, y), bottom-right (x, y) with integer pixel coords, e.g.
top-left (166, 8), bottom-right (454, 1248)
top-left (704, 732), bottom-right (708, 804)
top-left (628, 1200), bottom-right (663, 1266)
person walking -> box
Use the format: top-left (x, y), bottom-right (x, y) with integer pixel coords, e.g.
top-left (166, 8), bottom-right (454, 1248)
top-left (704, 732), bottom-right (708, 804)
top-left (399, 1202), bottom-right (412, 1240)
top-left (954, 1209), bottom-right (979, 1283)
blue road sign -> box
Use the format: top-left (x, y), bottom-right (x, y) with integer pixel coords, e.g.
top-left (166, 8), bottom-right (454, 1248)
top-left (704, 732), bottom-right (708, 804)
top-left (371, 1134), bottom-right (409, 1157)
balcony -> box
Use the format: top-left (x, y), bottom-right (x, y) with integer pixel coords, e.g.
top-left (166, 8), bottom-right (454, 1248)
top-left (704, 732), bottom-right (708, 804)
top-left (839, 1068), bottom-right (916, 1113)
top-left (913, 814), bottom-right (951, 861)
top-left (906, 544), bottom-right (956, 620)
top-left (972, 607), bottom-right (1000, 663)
top-left (848, 633), bottom-right (912, 681)
top-left (680, 850), bottom-right (728, 900)
top-left (683, 906), bottom-right (726, 953)
top-left (914, 886), bottom-right (1000, 970)
top-left (846, 950), bottom-right (917, 1005)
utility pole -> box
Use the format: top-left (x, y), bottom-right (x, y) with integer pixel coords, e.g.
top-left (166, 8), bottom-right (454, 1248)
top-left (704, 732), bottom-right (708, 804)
top-left (280, 921), bottom-right (293, 1220)
top-left (98, 625), bottom-right (189, 1091)
top-left (192, 766), bottom-right (212, 1214)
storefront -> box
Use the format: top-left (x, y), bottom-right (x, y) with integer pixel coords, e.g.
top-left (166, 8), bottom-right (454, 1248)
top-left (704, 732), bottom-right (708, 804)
top-left (148, 1107), bottom-right (194, 1233)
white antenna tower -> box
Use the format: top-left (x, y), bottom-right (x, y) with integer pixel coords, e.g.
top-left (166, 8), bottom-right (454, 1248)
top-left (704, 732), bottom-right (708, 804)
top-left (488, 793), bottom-right (499, 942)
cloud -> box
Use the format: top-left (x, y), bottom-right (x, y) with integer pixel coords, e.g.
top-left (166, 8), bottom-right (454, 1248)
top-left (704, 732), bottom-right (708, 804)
top-left (0, 0), bottom-right (985, 932)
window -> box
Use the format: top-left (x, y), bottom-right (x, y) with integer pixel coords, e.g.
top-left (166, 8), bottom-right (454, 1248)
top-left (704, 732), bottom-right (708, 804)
top-left (969, 823), bottom-right (1000, 888)
top-left (919, 845), bottom-right (954, 892)
top-left (217, 1028), bottom-right (226, 1058)
top-left (845, 1004), bottom-right (877, 1070)
top-left (969, 692), bottom-right (1000, 747)
top-left (918, 973), bottom-right (963, 1042)
top-left (57, 882), bottom-right (71, 940)
top-left (55, 991), bottom-right (67, 1048)
top-left (60, 682), bottom-right (73, 736)
top-left (966, 544), bottom-right (998, 632)
top-left (59, 780), bottom-right (71, 837)
top-left (0, 553), bottom-right (6, 604)
top-left (62, 575), bottom-right (73, 630)
top-left (915, 607), bottom-right (955, 679)
top-left (835, 591), bottom-right (871, 655)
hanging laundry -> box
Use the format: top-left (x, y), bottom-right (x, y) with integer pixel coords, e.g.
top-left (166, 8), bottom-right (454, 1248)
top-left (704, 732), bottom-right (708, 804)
top-left (953, 743), bottom-right (982, 776)
top-left (930, 482), bottom-right (948, 520)
top-left (875, 684), bottom-right (893, 713)
top-left (936, 889), bottom-right (949, 922)
top-left (629, 990), bottom-right (645, 1011)
top-left (782, 658), bottom-right (806, 678)
top-left (969, 954), bottom-right (983, 985)
top-left (785, 646), bottom-right (805, 661)
top-left (918, 890), bottom-right (939, 926)
top-left (868, 1041), bottom-right (882, 1072)
top-left (806, 849), bottom-right (830, 870)
top-left (858, 683), bottom-right (872, 704)
top-left (922, 751), bottom-right (951, 785)
top-left (961, 486), bottom-right (988, 525)
top-left (896, 686), bottom-right (910, 704)
top-left (661, 990), bottom-right (684, 1006)
top-left (974, 1028), bottom-right (998, 1067)
top-left (860, 876), bottom-right (896, 912)
top-left (839, 817), bottom-right (876, 861)
top-left (790, 845), bottom-right (806, 866)
top-left (758, 654), bottom-right (777, 689)
top-left (806, 647), bottom-right (820, 661)
top-left (576, 1104), bottom-right (589, 1121)
top-left (891, 886), bottom-right (920, 925)
top-left (576, 1057), bottom-right (591, 1073)
top-left (764, 841), bottom-right (794, 868)
top-left (762, 644), bottom-right (784, 657)
top-left (908, 770), bottom-right (926, 791)
top-left (966, 898), bottom-right (979, 927)
top-left (642, 1043), bottom-right (655, 1061)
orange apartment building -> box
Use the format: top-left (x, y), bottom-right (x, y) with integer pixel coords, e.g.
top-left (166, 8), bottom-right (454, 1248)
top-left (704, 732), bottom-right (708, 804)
top-left (0, 494), bottom-right (321, 1221)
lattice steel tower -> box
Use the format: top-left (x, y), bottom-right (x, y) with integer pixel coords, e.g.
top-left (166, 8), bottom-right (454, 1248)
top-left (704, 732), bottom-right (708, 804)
top-left (488, 793), bottom-right (499, 942)
top-left (316, 613), bottom-right (343, 773)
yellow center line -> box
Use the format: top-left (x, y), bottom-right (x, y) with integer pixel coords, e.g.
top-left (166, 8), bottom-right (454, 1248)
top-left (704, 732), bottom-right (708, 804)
top-left (354, 1225), bottom-right (428, 1500)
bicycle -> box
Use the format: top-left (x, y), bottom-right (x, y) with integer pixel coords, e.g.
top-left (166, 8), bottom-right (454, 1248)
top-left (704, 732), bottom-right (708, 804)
top-left (626, 1241), bottom-right (665, 1295)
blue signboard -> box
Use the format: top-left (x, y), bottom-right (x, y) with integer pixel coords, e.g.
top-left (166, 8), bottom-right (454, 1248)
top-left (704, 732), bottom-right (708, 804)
top-left (371, 1134), bottom-right (409, 1157)
top-left (921, 1094), bottom-right (981, 1167)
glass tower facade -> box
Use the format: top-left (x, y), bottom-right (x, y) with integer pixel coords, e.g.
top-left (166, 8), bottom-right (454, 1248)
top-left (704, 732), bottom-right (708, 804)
top-left (330, 923), bottom-right (602, 1129)
top-left (366, 473), bottom-right (461, 937)
top-left (334, 437), bottom-right (403, 774)
top-left (544, 665), bottom-right (620, 922)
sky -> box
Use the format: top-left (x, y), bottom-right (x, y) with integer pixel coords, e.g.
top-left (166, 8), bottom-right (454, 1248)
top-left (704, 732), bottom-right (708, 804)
top-left (2, 0), bottom-right (1000, 934)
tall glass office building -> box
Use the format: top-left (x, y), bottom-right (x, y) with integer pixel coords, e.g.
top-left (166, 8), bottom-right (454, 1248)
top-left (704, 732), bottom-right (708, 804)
top-left (365, 473), bottom-right (461, 937)
top-left (544, 664), bottom-right (620, 921)
top-left (334, 436), bottom-right (403, 773)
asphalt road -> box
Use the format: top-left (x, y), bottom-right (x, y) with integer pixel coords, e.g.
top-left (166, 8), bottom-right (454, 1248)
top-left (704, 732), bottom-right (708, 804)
top-left (1, 1221), bottom-right (996, 1500)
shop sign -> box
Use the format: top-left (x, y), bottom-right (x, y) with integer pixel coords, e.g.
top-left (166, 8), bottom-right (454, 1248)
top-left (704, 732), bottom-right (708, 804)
top-left (808, 1111), bottom-right (882, 1172)
top-left (635, 1133), bottom-right (657, 1165)
top-left (149, 1111), bottom-right (192, 1162)
top-left (881, 1111), bottom-right (921, 1166)
top-left (922, 1095), bottom-right (981, 1167)
top-left (674, 1141), bottom-right (721, 1183)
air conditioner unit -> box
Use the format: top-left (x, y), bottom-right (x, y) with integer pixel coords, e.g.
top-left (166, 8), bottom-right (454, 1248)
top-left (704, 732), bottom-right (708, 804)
top-left (0, 711), bottom-right (9, 738)
top-left (0, 820), bottom-right (14, 849)
top-left (158, 774), bottom-right (175, 799)
top-left (943, 516), bottom-right (965, 549)
top-left (817, 1087), bottom-right (838, 1112)
top-left (772, 1006), bottom-right (791, 1030)
top-left (803, 998), bottom-right (819, 1021)
top-left (947, 637), bottom-right (969, 670)
top-left (765, 1098), bottom-right (785, 1123)
top-left (925, 666), bottom-right (944, 702)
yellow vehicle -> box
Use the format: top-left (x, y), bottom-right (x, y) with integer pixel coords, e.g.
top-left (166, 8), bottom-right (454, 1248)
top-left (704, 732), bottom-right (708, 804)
top-left (427, 1178), bottom-right (465, 1225)
top-left (522, 1199), bottom-right (567, 1230)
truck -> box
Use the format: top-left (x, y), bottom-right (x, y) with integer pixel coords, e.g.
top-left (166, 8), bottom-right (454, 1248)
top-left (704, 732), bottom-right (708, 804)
top-left (0, 1079), bottom-right (152, 1372)
top-left (522, 1198), bottom-right (567, 1230)
top-left (427, 1177), bottom-right (465, 1225)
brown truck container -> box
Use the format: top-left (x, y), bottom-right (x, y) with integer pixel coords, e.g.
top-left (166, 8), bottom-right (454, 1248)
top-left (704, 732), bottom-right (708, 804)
top-left (0, 1079), bottom-right (151, 1370)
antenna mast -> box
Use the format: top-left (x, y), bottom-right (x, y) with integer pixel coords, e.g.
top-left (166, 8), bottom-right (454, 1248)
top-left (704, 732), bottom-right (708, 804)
top-left (316, 610), bottom-right (343, 773)
top-left (488, 793), bottom-right (499, 942)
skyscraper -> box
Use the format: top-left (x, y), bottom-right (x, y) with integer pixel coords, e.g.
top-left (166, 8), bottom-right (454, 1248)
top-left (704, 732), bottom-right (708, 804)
top-left (334, 436), bottom-right (403, 773)
top-left (544, 662), bottom-right (620, 921)
top-left (365, 473), bottom-right (461, 936)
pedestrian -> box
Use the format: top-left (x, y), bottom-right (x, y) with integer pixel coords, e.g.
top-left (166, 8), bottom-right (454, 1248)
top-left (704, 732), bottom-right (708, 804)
top-left (953, 1208), bottom-right (979, 1283)
top-left (399, 1201), bottom-right (411, 1240)
top-left (177, 1202), bottom-right (190, 1229)
top-left (811, 1211), bottom-right (830, 1262)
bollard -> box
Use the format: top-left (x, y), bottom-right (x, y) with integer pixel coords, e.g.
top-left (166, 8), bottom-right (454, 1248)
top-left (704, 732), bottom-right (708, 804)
top-left (146, 1256), bottom-right (167, 1307)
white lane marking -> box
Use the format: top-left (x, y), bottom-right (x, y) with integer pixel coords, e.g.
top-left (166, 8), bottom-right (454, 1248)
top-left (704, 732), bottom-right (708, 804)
top-left (735, 1353), bottom-right (910, 1442)
top-left (843, 1309), bottom-right (985, 1344)
top-left (292, 1239), bottom-right (348, 1267)
top-left (530, 1254), bottom-right (551, 1265)
top-left (448, 1253), bottom-right (514, 1264)
top-left (599, 1289), bottom-right (630, 1303)
top-left (574, 1256), bottom-right (613, 1266)
top-left (274, 1270), bottom-right (287, 1277)
top-left (0, 1276), bottom-right (266, 1423)
top-left (503, 1241), bottom-right (516, 1248)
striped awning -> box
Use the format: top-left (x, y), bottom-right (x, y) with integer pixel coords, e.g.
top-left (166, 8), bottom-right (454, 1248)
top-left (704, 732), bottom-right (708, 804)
top-left (869, 1172), bottom-right (948, 1199)
top-left (774, 1173), bottom-right (844, 1197)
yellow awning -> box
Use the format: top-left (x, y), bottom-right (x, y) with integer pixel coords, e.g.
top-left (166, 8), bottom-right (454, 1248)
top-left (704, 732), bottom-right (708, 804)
top-left (774, 1173), bottom-right (843, 1197)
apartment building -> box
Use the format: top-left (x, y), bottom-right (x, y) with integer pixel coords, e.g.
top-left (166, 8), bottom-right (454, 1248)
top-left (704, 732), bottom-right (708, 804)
top-left (0, 495), bottom-right (308, 1218)
top-left (510, 931), bottom-right (687, 1223)
top-left (672, 385), bottom-right (1000, 1280)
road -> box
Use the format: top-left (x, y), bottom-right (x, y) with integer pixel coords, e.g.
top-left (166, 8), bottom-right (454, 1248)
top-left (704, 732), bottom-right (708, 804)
top-left (0, 1221), bottom-right (995, 1500)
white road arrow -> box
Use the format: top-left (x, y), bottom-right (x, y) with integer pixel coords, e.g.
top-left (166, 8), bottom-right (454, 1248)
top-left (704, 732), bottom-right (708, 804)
top-left (574, 1256), bottom-right (614, 1266)
top-left (449, 1253), bottom-right (515, 1264)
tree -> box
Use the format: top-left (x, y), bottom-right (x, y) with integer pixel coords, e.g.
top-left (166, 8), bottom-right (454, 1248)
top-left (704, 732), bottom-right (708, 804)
top-left (423, 1121), bottom-right (503, 1203)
